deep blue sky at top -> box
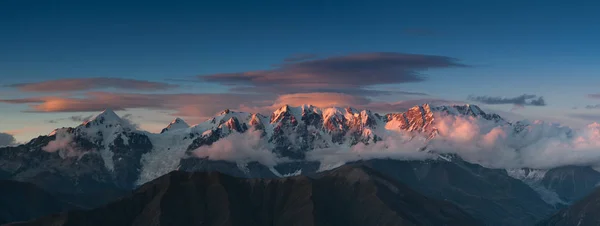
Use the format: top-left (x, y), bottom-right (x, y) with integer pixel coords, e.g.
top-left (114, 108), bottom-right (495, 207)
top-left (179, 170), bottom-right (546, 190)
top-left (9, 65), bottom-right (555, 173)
top-left (1, 0), bottom-right (600, 140)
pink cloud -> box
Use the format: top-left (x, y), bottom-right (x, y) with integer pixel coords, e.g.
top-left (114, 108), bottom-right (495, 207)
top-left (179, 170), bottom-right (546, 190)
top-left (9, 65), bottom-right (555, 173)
top-left (272, 92), bottom-right (371, 109)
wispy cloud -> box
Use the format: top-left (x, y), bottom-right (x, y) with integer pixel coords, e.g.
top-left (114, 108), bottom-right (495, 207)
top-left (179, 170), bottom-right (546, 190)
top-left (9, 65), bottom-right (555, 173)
top-left (467, 94), bottom-right (547, 106)
top-left (8, 78), bottom-right (178, 92)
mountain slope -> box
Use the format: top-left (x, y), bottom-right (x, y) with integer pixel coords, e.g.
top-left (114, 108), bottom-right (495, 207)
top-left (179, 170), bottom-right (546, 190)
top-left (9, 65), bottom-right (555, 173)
top-left (0, 109), bottom-right (153, 194)
top-left (541, 166), bottom-right (600, 203)
top-left (537, 186), bottom-right (600, 226)
top-left (360, 159), bottom-right (555, 226)
top-left (8, 165), bottom-right (483, 226)
top-left (0, 180), bottom-right (78, 224)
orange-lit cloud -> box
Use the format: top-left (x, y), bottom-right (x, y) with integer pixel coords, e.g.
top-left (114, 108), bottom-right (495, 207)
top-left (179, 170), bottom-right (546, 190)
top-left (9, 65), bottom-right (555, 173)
top-left (8, 78), bottom-right (178, 92)
top-left (272, 92), bottom-right (370, 109)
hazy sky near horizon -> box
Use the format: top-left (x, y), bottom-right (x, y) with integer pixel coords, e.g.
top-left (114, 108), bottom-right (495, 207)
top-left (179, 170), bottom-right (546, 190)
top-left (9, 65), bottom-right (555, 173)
top-left (2, 0), bottom-right (600, 142)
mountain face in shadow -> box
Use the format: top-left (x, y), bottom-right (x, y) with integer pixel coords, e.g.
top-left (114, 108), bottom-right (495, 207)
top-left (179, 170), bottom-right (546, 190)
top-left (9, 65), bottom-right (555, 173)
top-left (360, 159), bottom-right (556, 226)
top-left (537, 186), bottom-right (600, 226)
top-left (540, 166), bottom-right (600, 203)
top-left (0, 180), bottom-right (78, 225)
top-left (9, 165), bottom-right (482, 226)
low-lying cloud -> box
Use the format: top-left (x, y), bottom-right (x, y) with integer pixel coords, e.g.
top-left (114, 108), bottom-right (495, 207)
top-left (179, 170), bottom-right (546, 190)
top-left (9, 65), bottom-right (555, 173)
top-left (467, 94), bottom-right (546, 106)
top-left (307, 132), bottom-right (435, 171)
top-left (8, 78), bottom-right (178, 92)
top-left (424, 115), bottom-right (600, 169)
top-left (42, 129), bottom-right (81, 158)
top-left (192, 129), bottom-right (283, 167)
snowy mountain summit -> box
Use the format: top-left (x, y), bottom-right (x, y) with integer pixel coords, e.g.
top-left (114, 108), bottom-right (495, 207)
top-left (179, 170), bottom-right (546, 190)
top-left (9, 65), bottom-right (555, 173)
top-left (160, 118), bottom-right (190, 134)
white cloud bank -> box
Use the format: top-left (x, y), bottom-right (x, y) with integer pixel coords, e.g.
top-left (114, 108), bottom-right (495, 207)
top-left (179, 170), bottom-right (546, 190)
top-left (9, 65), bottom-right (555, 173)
top-left (430, 115), bottom-right (600, 169)
top-left (192, 129), bottom-right (284, 167)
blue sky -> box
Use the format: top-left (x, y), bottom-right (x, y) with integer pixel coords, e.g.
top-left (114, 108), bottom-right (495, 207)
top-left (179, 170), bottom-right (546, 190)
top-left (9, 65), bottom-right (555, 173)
top-left (1, 0), bottom-right (600, 142)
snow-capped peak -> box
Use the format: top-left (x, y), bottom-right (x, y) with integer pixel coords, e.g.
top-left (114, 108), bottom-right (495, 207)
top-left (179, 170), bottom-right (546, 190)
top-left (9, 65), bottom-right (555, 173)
top-left (219, 109), bottom-right (233, 115)
top-left (160, 118), bottom-right (190, 134)
top-left (95, 109), bottom-right (120, 120)
top-left (81, 109), bottom-right (124, 128)
top-left (271, 104), bottom-right (303, 123)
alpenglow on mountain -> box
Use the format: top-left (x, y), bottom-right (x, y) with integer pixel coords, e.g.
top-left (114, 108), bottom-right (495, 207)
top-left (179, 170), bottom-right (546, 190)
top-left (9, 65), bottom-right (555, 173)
top-left (5, 103), bottom-right (600, 225)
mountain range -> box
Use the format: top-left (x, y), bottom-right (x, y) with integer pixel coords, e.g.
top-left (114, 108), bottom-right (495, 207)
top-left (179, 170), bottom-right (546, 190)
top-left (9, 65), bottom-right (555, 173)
top-left (2, 103), bottom-right (600, 225)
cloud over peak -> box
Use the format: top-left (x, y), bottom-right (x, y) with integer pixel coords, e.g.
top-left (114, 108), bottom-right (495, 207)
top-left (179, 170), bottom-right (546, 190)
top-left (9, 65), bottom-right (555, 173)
top-left (8, 77), bottom-right (178, 92)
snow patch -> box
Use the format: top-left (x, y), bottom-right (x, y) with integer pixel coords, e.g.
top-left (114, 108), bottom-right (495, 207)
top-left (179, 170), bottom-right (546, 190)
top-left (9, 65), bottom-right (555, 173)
top-left (137, 130), bottom-right (195, 185)
top-left (507, 169), bottom-right (567, 206)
